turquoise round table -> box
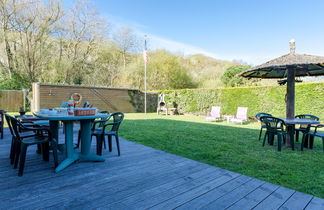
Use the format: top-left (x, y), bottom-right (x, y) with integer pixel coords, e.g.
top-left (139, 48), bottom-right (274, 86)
top-left (34, 113), bottom-right (109, 172)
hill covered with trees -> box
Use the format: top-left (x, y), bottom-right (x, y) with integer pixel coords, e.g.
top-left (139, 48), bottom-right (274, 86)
top-left (0, 0), bottom-right (275, 91)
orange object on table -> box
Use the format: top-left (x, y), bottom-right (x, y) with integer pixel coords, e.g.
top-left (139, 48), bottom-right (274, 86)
top-left (74, 108), bottom-right (96, 116)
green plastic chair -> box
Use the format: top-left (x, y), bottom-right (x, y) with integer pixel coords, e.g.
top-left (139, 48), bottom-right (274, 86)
top-left (255, 113), bottom-right (272, 141)
top-left (301, 124), bottom-right (324, 152)
top-left (92, 112), bottom-right (124, 156)
top-left (5, 114), bottom-right (16, 164)
top-left (260, 116), bottom-right (288, 151)
top-left (0, 110), bottom-right (4, 139)
top-left (9, 115), bottom-right (58, 176)
top-left (295, 114), bottom-right (320, 144)
top-left (76, 110), bottom-right (110, 148)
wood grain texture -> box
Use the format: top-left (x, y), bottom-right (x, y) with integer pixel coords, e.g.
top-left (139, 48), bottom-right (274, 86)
top-left (38, 85), bottom-right (135, 112)
top-left (0, 127), bottom-right (322, 210)
top-left (0, 90), bottom-right (24, 111)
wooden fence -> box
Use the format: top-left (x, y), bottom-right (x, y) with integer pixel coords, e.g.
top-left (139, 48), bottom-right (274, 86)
top-left (32, 83), bottom-right (158, 113)
top-left (0, 90), bottom-right (26, 112)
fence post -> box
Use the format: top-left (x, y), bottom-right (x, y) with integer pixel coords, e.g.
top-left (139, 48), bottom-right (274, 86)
top-left (22, 89), bottom-right (27, 111)
top-left (32, 83), bottom-right (40, 112)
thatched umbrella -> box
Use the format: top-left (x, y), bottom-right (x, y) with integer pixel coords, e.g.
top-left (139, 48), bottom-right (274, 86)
top-left (240, 40), bottom-right (324, 120)
top-left (240, 40), bottom-right (324, 147)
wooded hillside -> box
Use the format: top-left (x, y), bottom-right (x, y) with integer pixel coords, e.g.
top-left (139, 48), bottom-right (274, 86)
top-left (0, 0), bottom-right (283, 91)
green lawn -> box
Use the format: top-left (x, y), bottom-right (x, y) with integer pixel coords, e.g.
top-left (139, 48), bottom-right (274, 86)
top-left (120, 113), bottom-right (324, 198)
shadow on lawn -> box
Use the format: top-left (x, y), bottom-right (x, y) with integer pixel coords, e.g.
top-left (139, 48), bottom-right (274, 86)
top-left (121, 118), bottom-right (323, 152)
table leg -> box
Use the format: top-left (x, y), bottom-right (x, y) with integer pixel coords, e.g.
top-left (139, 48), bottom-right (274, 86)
top-left (55, 154), bottom-right (79, 173)
top-left (55, 121), bottom-right (78, 173)
top-left (303, 134), bottom-right (309, 148)
top-left (50, 121), bottom-right (59, 142)
top-left (64, 121), bottom-right (75, 157)
top-left (50, 120), bottom-right (66, 153)
top-left (79, 120), bottom-right (105, 162)
top-left (80, 120), bottom-right (91, 156)
top-left (309, 135), bottom-right (315, 149)
top-left (286, 124), bottom-right (295, 150)
top-left (55, 120), bottom-right (105, 173)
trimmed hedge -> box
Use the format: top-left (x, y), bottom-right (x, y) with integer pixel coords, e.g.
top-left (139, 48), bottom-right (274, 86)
top-left (160, 82), bottom-right (324, 119)
top-left (128, 90), bottom-right (158, 113)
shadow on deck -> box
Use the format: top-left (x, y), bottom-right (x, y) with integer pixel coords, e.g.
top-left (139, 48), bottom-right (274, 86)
top-left (0, 127), bottom-right (323, 209)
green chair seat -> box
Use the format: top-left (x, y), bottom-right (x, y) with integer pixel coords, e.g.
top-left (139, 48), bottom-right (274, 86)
top-left (260, 116), bottom-right (288, 151)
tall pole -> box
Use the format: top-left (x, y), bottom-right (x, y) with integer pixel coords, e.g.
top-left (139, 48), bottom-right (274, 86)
top-left (144, 57), bottom-right (147, 114)
top-left (144, 35), bottom-right (147, 114)
top-left (286, 67), bottom-right (295, 120)
top-left (287, 39), bottom-right (296, 120)
top-left (285, 66), bottom-right (295, 148)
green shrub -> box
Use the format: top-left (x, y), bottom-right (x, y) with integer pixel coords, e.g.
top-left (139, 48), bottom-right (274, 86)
top-left (221, 65), bottom-right (258, 87)
top-left (160, 82), bottom-right (324, 119)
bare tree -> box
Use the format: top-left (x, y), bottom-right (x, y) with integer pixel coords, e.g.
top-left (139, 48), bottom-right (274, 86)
top-left (16, 0), bottom-right (62, 82)
top-left (58, 0), bottom-right (107, 84)
top-left (0, 0), bottom-right (19, 78)
top-left (88, 45), bottom-right (123, 87)
top-left (0, 0), bottom-right (63, 84)
top-left (113, 27), bottom-right (139, 70)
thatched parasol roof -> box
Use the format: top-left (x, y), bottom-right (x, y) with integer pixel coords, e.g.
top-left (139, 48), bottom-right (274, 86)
top-left (240, 40), bottom-right (324, 78)
top-left (238, 40), bottom-right (324, 145)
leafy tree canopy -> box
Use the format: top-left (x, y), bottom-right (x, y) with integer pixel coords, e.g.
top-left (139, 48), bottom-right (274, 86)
top-left (221, 65), bottom-right (259, 87)
top-left (148, 50), bottom-right (197, 90)
top-left (0, 0), bottom-right (275, 91)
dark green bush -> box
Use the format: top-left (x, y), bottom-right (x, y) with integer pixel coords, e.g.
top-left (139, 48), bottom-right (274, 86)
top-left (160, 82), bottom-right (324, 119)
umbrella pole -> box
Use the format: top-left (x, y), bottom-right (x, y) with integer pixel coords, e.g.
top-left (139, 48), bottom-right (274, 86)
top-left (286, 67), bottom-right (295, 147)
top-left (286, 67), bottom-right (295, 119)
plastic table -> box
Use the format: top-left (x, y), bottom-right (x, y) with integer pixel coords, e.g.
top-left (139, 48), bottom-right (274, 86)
top-left (34, 113), bottom-right (109, 172)
top-left (280, 118), bottom-right (320, 149)
top-left (223, 115), bottom-right (234, 123)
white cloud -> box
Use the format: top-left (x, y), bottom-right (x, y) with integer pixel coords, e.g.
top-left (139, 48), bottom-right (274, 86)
top-left (145, 34), bottom-right (221, 58)
top-left (144, 33), bottom-right (278, 65)
top-left (105, 14), bottom-right (279, 65)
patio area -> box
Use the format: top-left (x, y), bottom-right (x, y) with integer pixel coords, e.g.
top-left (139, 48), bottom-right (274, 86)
top-left (0, 127), bottom-right (323, 209)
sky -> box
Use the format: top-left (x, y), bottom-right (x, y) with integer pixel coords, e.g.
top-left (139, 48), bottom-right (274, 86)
top-left (68, 0), bottom-right (324, 65)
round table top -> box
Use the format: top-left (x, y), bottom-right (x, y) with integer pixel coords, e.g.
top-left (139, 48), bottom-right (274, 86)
top-left (34, 113), bottom-right (109, 121)
top-left (279, 118), bottom-right (320, 125)
top-left (16, 115), bottom-right (42, 120)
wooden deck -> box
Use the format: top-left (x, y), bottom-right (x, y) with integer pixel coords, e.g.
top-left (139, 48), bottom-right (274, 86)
top-left (0, 127), bottom-right (323, 210)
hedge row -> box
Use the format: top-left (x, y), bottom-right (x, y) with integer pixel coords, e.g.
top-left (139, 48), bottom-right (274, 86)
top-left (160, 82), bottom-right (324, 119)
top-left (128, 90), bottom-right (158, 113)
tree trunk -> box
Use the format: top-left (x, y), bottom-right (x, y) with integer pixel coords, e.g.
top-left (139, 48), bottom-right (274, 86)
top-left (122, 51), bottom-right (126, 70)
top-left (3, 27), bottom-right (14, 78)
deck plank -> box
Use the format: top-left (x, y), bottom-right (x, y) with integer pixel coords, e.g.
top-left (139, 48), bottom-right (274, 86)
top-left (253, 186), bottom-right (296, 210)
top-left (0, 127), bottom-right (322, 210)
top-left (147, 174), bottom-right (246, 210)
top-left (21, 160), bottom-right (205, 209)
top-left (201, 178), bottom-right (265, 209)
top-left (106, 169), bottom-right (238, 210)
top-left (227, 182), bottom-right (280, 210)
top-left (91, 166), bottom-right (222, 209)
top-left (305, 196), bottom-right (324, 210)
top-left (3, 157), bottom-right (191, 208)
top-left (175, 175), bottom-right (250, 210)
top-left (64, 164), bottom-right (221, 209)
top-left (278, 191), bottom-right (313, 210)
